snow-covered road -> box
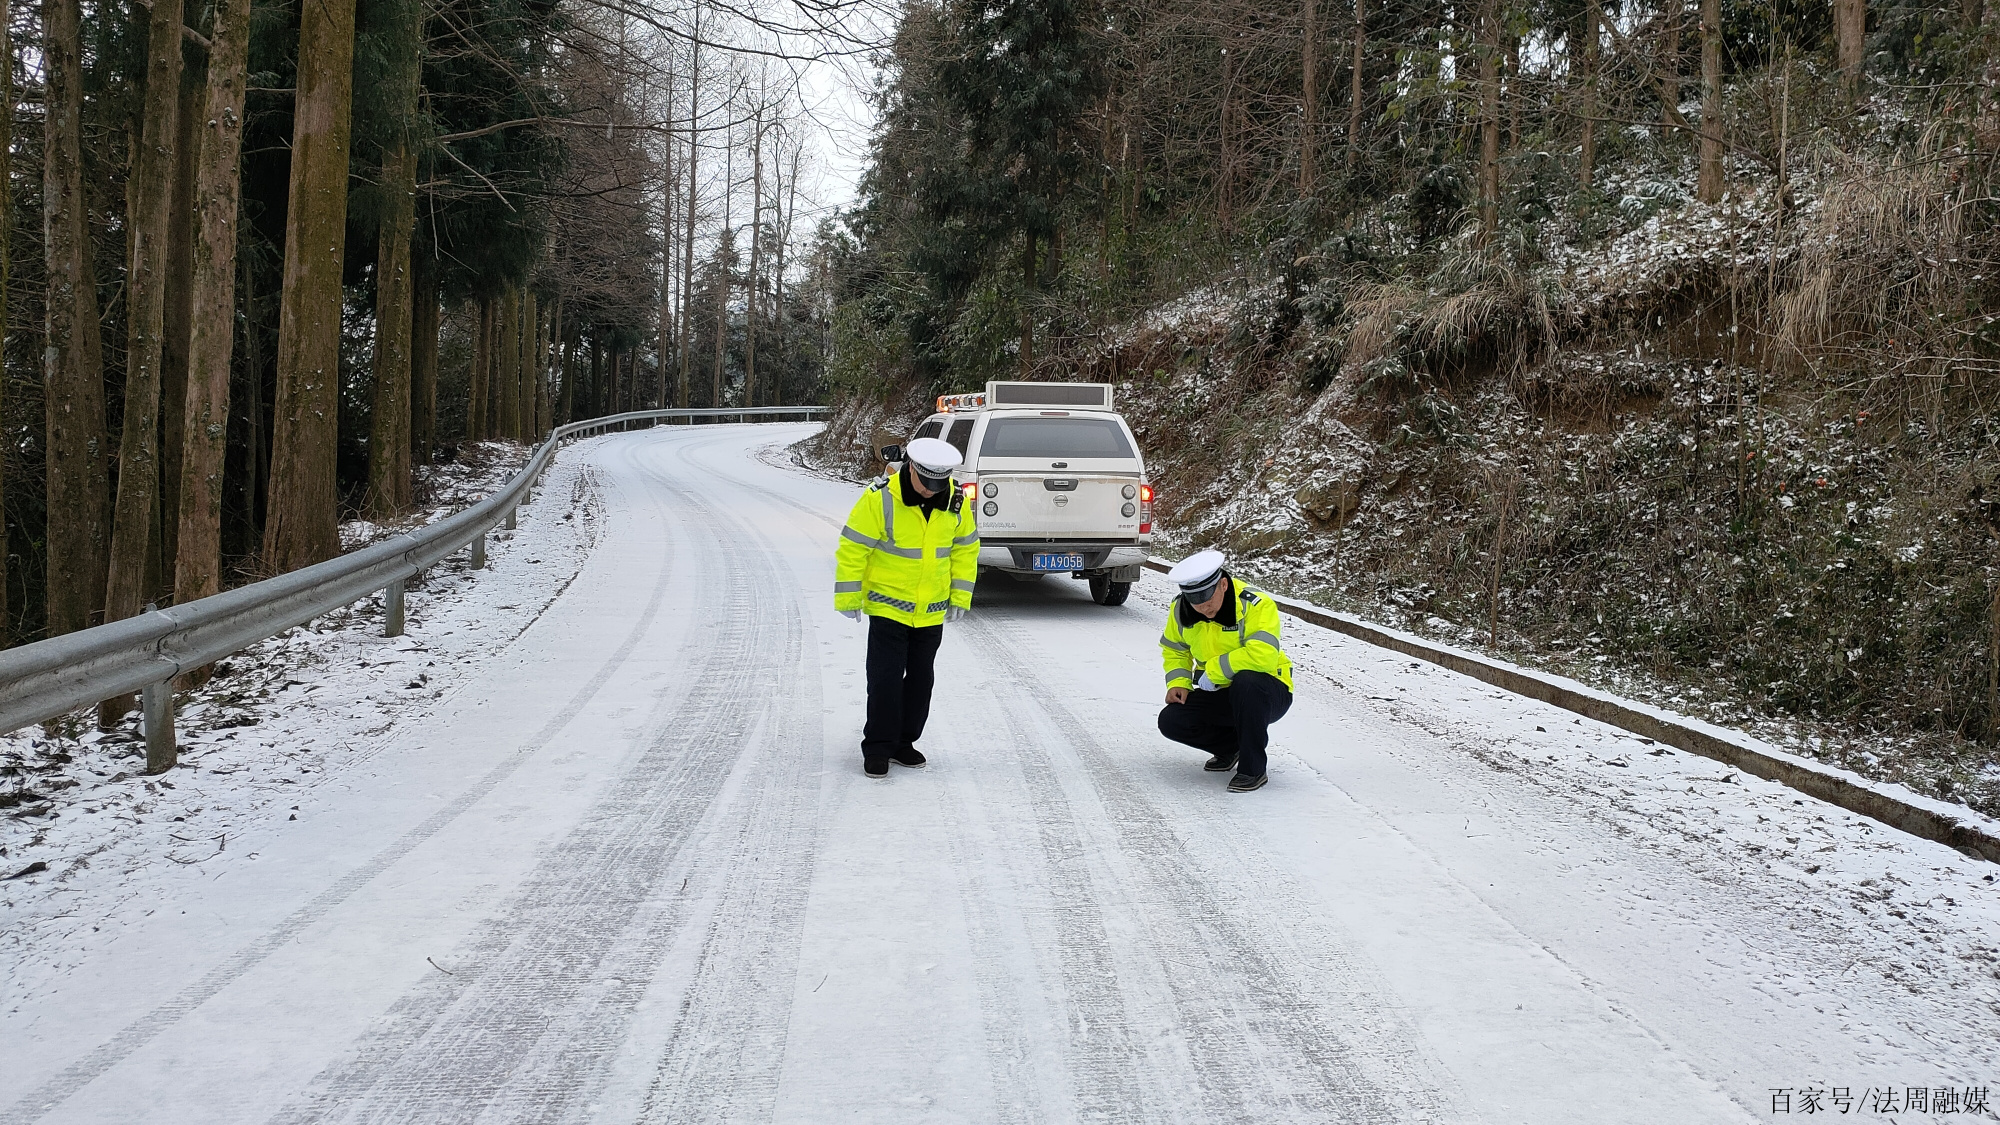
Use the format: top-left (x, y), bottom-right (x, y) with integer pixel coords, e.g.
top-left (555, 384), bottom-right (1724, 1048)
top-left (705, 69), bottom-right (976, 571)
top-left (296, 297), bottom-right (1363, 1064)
top-left (6, 424), bottom-right (1998, 1124)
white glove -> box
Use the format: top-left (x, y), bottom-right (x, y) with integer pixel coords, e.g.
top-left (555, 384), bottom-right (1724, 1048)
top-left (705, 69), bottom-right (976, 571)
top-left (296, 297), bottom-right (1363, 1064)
top-left (1196, 671), bottom-right (1220, 691)
top-left (946, 606), bottom-right (967, 623)
top-left (839, 609), bottom-right (863, 623)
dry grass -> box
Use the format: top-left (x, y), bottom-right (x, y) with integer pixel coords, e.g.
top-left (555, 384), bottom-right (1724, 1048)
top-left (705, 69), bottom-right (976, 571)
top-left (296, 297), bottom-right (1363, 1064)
top-left (1342, 250), bottom-right (1563, 385)
top-left (1773, 143), bottom-right (1993, 414)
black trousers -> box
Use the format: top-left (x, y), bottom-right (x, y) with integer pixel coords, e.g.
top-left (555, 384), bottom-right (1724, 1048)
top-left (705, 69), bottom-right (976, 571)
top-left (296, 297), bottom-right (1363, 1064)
top-left (1157, 671), bottom-right (1293, 778)
top-left (863, 615), bottom-right (944, 764)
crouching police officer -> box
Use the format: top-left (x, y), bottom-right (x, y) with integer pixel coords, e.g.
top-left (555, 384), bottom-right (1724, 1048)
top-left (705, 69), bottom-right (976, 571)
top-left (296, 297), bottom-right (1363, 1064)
top-left (834, 436), bottom-right (980, 779)
top-left (1157, 550), bottom-right (1294, 792)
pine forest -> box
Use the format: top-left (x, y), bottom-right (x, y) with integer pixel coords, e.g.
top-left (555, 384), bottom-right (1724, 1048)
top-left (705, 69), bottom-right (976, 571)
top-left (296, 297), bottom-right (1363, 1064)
top-left (1, 0), bottom-right (844, 650)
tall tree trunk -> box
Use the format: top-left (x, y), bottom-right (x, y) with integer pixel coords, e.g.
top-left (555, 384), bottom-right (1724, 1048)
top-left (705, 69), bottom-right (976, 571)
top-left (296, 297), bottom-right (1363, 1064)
top-left (0, 0), bottom-right (11, 644)
top-left (469, 296), bottom-right (490, 440)
top-left (520, 289), bottom-right (538, 439)
top-left (498, 286), bottom-right (521, 440)
top-left (589, 335), bottom-right (602, 419)
top-left (1300, 0), bottom-right (1318, 195)
top-left (365, 147), bottom-right (416, 516)
top-left (159, 50), bottom-right (202, 597)
top-left (1018, 233), bottom-right (1036, 376)
top-left (1097, 94), bottom-right (1114, 276)
top-left (1834, 0), bottom-right (1865, 94)
top-left (1659, 0), bottom-right (1687, 138)
top-left (676, 22), bottom-right (699, 410)
top-left (554, 296), bottom-right (571, 424)
top-left (1125, 120), bottom-right (1141, 247)
top-left (411, 254), bottom-right (438, 463)
top-left (173, 0), bottom-right (251, 623)
top-left (776, 142), bottom-right (798, 407)
top-left (1218, 39), bottom-right (1235, 231)
top-left (244, 253), bottom-right (267, 540)
top-left (1697, 0), bottom-right (1724, 202)
top-left (1476, 0), bottom-right (1500, 246)
top-left (746, 110), bottom-right (763, 409)
top-left (657, 80), bottom-right (675, 411)
top-left (43, 0), bottom-right (110, 636)
top-left (264, 0), bottom-right (358, 573)
top-left (105, 0), bottom-right (188, 676)
top-left (365, 0), bottom-right (418, 515)
top-left (713, 248), bottom-right (727, 409)
top-left (533, 298), bottom-right (550, 436)
top-left (1579, 0), bottom-right (1600, 190)
top-left (1346, 0), bottom-right (1365, 170)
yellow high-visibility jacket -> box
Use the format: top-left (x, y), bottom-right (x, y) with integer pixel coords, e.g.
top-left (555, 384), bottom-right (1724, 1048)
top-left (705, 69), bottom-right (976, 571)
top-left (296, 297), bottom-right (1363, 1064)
top-left (835, 472), bottom-right (979, 627)
top-left (1161, 579), bottom-right (1294, 692)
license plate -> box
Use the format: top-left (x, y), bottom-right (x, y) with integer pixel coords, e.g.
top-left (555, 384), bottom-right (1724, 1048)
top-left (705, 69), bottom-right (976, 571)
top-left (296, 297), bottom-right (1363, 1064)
top-left (1032, 553), bottom-right (1087, 571)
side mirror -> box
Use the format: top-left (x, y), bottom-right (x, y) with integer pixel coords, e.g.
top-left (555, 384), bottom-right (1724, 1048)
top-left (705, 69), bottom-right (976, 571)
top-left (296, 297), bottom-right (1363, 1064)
top-left (878, 443), bottom-right (903, 463)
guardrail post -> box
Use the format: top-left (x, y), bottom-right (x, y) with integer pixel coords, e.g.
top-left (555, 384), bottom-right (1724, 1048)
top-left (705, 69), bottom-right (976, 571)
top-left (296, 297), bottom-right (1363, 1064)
top-left (384, 578), bottom-right (406, 637)
top-left (505, 507), bottom-right (517, 530)
top-left (471, 532), bottom-right (486, 569)
top-left (143, 678), bottom-right (175, 774)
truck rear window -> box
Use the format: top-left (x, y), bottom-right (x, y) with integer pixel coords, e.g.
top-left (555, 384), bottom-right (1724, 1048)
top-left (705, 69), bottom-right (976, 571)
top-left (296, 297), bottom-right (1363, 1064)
top-left (980, 417), bottom-right (1134, 459)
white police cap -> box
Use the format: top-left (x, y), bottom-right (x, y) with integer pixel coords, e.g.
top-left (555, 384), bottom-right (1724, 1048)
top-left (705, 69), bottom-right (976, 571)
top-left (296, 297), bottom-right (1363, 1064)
top-left (1166, 549), bottom-right (1227, 594)
top-left (905, 437), bottom-right (963, 474)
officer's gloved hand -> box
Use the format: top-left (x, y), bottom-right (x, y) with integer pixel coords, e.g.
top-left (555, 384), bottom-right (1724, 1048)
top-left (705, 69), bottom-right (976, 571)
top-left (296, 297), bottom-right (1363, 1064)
top-left (945, 606), bottom-right (967, 623)
top-left (1195, 671), bottom-right (1220, 691)
top-left (839, 609), bottom-right (863, 623)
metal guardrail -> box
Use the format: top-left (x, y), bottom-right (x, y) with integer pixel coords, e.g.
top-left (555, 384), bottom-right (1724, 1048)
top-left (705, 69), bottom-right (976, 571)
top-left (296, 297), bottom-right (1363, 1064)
top-left (0, 406), bottom-right (825, 767)
top-left (1142, 556), bottom-right (2000, 864)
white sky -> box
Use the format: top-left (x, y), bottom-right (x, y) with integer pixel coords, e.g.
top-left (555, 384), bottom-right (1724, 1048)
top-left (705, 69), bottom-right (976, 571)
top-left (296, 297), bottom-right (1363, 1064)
top-left (794, 58), bottom-right (879, 214)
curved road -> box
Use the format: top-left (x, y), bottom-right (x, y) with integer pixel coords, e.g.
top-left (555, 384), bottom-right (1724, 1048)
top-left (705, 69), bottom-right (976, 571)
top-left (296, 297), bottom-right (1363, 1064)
top-left (7, 424), bottom-right (1997, 1124)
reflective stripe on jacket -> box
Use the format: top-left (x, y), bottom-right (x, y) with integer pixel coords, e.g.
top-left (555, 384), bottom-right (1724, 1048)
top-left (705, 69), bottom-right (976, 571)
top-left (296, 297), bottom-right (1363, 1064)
top-left (1160, 581), bottom-right (1294, 692)
top-left (834, 474), bottom-right (979, 627)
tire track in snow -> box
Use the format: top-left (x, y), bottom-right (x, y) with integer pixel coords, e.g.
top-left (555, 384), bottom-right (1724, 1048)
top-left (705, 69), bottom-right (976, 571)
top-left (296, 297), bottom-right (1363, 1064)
top-left (269, 431), bottom-right (822, 1124)
top-left (927, 748), bottom-right (1071, 1125)
top-left (628, 428), bottom-right (829, 1125)
top-left (953, 688), bottom-right (1189, 1124)
top-left (0, 454), bottom-right (652, 1125)
top-left (958, 613), bottom-right (1455, 1124)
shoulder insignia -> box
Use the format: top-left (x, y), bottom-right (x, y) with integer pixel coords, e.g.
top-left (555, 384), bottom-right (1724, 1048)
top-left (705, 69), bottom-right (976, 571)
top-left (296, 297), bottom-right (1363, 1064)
top-left (1242, 590), bottom-right (1262, 605)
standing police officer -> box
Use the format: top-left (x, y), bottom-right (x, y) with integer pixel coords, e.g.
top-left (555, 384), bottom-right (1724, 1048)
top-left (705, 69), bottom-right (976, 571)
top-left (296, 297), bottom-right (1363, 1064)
top-left (1157, 550), bottom-right (1294, 792)
top-left (835, 437), bottom-right (980, 778)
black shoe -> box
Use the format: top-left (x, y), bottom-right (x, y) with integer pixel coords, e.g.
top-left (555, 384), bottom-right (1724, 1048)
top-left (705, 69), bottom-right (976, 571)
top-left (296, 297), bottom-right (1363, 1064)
top-left (1227, 772), bottom-right (1267, 792)
top-left (864, 759), bottom-right (890, 779)
top-left (890, 747), bottom-right (927, 769)
top-left (1203, 752), bottom-right (1238, 773)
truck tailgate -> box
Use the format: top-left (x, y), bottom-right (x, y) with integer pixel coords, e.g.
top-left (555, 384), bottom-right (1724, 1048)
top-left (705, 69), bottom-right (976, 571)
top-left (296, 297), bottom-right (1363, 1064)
top-left (976, 474), bottom-right (1141, 539)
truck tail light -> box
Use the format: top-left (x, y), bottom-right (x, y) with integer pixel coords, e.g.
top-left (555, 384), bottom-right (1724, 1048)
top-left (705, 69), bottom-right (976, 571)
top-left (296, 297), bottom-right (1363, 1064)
top-left (961, 482), bottom-right (978, 505)
top-left (1139, 483), bottom-right (1154, 534)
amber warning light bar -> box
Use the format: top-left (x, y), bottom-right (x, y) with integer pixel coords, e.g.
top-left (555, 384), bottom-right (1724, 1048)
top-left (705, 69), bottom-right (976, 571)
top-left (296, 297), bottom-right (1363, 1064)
top-left (938, 392), bottom-right (988, 412)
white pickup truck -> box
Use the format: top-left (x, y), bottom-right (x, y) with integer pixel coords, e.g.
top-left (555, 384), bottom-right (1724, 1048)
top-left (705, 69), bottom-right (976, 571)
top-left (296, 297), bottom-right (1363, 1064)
top-left (904, 381), bottom-right (1152, 606)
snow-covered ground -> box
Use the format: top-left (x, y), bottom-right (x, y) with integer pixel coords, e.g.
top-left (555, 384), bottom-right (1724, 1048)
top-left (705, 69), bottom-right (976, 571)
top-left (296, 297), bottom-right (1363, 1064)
top-left (1, 441), bottom-right (596, 996)
top-left (4, 424), bottom-right (1996, 1124)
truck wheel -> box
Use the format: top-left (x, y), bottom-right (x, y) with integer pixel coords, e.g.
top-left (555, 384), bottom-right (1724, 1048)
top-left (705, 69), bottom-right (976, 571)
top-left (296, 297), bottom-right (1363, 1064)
top-left (1088, 575), bottom-right (1131, 606)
